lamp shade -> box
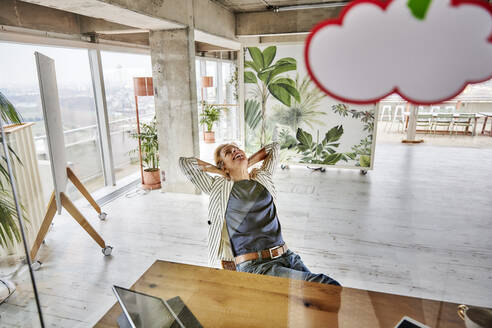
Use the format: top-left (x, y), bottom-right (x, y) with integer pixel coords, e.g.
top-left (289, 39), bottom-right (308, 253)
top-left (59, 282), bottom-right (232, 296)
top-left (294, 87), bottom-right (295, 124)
top-left (201, 76), bottom-right (214, 88)
top-left (133, 77), bottom-right (154, 96)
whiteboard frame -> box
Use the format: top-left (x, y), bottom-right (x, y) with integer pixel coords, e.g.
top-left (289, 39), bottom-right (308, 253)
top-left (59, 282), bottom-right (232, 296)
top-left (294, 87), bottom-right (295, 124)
top-left (35, 51), bottom-right (68, 213)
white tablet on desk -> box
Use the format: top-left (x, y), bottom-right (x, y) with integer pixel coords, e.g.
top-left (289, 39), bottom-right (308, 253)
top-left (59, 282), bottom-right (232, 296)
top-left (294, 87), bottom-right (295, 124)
top-left (113, 285), bottom-right (184, 328)
top-left (395, 316), bottom-right (430, 328)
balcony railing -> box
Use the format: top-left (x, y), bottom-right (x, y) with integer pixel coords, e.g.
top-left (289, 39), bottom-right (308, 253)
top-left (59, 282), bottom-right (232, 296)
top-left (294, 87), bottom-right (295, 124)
top-left (33, 113), bottom-right (154, 182)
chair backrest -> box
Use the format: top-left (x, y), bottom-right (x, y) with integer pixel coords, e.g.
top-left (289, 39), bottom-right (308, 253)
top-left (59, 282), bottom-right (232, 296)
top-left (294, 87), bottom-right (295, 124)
top-left (430, 106), bottom-right (440, 113)
top-left (454, 113), bottom-right (475, 122)
top-left (417, 114), bottom-right (433, 121)
top-left (444, 105), bottom-right (456, 113)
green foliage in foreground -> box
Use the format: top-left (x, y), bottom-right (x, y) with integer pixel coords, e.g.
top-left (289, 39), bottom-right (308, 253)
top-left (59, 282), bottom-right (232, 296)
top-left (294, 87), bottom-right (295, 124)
top-left (0, 91), bottom-right (28, 249)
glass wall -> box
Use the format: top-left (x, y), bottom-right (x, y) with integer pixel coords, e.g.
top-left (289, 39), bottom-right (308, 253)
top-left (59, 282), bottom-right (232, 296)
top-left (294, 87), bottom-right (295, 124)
top-left (0, 182), bottom-right (43, 327)
top-left (0, 41), bottom-right (157, 327)
top-left (100, 51), bottom-right (155, 183)
top-left (0, 54), bottom-right (45, 327)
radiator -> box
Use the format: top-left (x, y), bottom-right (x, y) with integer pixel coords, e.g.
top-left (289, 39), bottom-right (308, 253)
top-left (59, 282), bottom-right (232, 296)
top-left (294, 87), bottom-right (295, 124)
top-left (0, 123), bottom-right (45, 259)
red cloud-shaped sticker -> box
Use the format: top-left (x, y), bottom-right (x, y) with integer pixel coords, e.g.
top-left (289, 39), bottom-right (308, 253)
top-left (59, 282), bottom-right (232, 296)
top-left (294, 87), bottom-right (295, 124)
top-left (304, 0), bottom-right (492, 105)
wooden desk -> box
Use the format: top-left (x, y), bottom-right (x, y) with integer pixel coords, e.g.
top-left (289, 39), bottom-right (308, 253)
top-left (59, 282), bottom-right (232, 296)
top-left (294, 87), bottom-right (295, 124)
top-left (94, 261), bottom-right (471, 328)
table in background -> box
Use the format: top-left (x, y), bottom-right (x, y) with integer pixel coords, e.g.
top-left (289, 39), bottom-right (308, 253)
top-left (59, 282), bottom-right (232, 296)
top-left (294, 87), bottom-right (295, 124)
top-left (479, 112), bottom-right (492, 136)
top-left (403, 112), bottom-right (483, 136)
top-left (95, 260), bottom-right (470, 328)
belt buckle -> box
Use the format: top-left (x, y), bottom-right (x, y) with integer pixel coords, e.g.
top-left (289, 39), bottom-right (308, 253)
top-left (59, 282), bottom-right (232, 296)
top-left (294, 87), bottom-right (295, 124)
top-left (269, 245), bottom-right (283, 259)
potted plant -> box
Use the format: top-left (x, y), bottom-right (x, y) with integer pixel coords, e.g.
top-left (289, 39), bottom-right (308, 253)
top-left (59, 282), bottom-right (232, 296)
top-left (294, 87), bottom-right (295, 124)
top-left (0, 91), bottom-right (27, 303)
top-left (199, 101), bottom-right (224, 144)
top-left (131, 117), bottom-right (160, 190)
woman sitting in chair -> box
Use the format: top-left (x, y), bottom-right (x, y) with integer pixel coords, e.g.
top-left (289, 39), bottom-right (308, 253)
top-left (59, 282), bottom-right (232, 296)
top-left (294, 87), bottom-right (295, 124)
top-left (179, 142), bottom-right (339, 285)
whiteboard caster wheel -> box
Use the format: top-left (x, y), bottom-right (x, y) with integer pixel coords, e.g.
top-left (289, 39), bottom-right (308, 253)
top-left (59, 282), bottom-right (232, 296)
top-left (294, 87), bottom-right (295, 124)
top-left (31, 261), bottom-right (42, 271)
top-left (0, 279), bottom-right (16, 305)
top-left (360, 169), bottom-right (368, 175)
top-left (98, 212), bottom-right (107, 220)
top-left (307, 166), bottom-right (325, 172)
top-left (281, 164), bottom-right (287, 170)
top-left (102, 246), bottom-right (113, 256)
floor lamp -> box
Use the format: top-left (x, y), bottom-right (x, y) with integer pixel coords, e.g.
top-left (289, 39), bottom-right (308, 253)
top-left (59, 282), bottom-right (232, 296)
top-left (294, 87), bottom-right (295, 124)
top-left (201, 76), bottom-right (213, 102)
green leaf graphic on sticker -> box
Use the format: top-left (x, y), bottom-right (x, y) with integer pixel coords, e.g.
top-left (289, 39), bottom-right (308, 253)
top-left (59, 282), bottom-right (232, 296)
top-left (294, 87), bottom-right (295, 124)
top-left (407, 0), bottom-right (432, 20)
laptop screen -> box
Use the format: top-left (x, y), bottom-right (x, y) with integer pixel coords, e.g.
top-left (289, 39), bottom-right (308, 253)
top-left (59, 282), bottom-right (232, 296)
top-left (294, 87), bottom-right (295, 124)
top-left (113, 286), bottom-right (183, 328)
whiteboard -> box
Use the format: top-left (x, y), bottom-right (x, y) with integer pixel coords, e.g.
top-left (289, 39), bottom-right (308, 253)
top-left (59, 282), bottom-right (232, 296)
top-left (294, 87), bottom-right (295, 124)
top-left (35, 52), bottom-right (67, 214)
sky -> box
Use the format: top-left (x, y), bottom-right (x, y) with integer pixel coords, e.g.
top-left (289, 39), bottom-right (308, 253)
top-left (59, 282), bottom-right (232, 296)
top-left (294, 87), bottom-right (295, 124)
top-left (0, 41), bottom-right (151, 90)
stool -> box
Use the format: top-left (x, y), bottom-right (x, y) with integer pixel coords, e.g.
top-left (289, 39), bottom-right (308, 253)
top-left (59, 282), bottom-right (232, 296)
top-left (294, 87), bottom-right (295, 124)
top-left (390, 104), bottom-right (405, 132)
top-left (380, 105), bottom-right (392, 122)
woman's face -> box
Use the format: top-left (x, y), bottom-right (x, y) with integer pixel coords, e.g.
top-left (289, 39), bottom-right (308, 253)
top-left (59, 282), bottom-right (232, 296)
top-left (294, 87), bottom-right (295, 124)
top-left (220, 144), bottom-right (247, 171)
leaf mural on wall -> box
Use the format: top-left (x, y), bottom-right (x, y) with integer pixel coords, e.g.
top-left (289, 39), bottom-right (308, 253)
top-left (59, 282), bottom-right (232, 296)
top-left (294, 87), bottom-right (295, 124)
top-left (324, 125), bottom-right (343, 144)
top-left (245, 99), bottom-right (261, 131)
top-left (331, 103), bottom-right (375, 167)
top-left (244, 46), bottom-right (299, 145)
top-left (293, 127), bottom-right (350, 165)
top-left (243, 43), bottom-right (376, 169)
top-left (271, 75), bottom-right (327, 135)
top-left (244, 71), bottom-right (257, 84)
top-left (296, 128), bottom-right (314, 152)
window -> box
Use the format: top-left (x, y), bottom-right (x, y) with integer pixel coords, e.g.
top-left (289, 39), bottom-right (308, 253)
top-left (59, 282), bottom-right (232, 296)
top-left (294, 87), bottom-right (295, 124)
top-left (205, 60), bottom-right (218, 103)
top-left (0, 42), bottom-right (103, 197)
top-left (100, 51), bottom-right (154, 182)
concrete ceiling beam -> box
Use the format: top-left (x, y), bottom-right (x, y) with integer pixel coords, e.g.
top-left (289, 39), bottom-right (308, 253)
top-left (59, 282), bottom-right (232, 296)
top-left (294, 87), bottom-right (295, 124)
top-left (236, 7), bottom-right (342, 36)
top-left (79, 16), bottom-right (145, 35)
top-left (0, 0), bottom-right (81, 35)
top-left (20, 0), bottom-right (237, 44)
top-left (20, 0), bottom-right (185, 30)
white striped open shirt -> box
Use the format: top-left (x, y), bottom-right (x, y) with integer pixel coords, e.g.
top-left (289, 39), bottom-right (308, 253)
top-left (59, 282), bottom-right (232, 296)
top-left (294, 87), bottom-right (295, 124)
top-left (179, 142), bottom-right (279, 267)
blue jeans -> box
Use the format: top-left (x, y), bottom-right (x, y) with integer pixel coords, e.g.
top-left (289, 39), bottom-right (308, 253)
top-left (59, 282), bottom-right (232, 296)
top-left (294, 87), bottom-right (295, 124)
top-left (236, 249), bottom-right (340, 286)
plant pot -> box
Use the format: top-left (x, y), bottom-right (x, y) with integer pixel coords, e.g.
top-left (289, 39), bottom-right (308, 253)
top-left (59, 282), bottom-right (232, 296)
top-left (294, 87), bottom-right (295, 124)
top-left (204, 131), bottom-right (215, 143)
top-left (142, 168), bottom-right (161, 190)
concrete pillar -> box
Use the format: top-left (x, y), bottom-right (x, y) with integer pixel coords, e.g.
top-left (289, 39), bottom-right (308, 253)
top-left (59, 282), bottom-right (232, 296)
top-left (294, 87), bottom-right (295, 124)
top-left (150, 28), bottom-right (199, 194)
top-left (238, 47), bottom-right (245, 148)
top-left (402, 104), bottom-right (424, 144)
top-left (406, 105), bottom-right (418, 141)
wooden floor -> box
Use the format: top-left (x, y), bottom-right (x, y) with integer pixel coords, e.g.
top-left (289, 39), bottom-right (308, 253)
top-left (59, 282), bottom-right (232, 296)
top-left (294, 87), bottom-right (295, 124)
top-left (1, 141), bottom-right (491, 327)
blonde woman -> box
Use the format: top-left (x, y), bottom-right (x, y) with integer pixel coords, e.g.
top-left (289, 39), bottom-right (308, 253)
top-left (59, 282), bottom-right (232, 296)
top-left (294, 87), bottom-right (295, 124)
top-left (179, 142), bottom-right (339, 285)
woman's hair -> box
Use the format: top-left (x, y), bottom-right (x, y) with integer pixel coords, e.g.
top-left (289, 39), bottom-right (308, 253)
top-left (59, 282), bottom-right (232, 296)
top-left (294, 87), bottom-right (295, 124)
top-left (214, 142), bottom-right (238, 169)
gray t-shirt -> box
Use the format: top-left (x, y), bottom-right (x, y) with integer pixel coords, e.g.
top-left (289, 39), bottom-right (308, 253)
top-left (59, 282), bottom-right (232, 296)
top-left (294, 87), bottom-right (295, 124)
top-left (225, 179), bottom-right (284, 256)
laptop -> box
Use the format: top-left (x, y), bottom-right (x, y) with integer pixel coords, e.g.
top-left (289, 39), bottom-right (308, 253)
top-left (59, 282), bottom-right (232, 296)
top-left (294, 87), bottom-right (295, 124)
top-left (113, 285), bottom-right (202, 328)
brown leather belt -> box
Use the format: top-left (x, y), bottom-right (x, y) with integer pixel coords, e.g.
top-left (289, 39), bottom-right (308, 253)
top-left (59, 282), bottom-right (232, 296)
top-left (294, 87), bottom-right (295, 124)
top-left (234, 244), bottom-right (288, 265)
